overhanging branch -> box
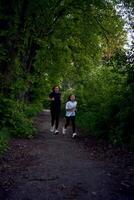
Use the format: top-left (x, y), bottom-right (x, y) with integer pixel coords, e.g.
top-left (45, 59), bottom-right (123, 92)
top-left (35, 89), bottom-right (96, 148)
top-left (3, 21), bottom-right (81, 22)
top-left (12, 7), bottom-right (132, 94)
top-left (93, 16), bottom-right (110, 45)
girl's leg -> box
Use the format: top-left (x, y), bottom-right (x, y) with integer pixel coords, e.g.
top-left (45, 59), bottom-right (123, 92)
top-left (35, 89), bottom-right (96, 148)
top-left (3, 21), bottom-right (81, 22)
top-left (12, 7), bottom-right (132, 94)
top-left (71, 116), bottom-right (76, 133)
top-left (65, 117), bottom-right (70, 128)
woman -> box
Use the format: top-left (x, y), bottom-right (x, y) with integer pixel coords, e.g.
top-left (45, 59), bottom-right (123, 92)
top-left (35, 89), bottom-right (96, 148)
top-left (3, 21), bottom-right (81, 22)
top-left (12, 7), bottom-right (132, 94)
top-left (49, 85), bottom-right (61, 134)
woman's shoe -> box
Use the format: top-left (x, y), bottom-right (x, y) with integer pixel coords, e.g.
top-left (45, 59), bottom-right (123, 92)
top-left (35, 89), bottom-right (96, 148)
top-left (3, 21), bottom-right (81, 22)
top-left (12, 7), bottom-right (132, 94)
top-left (54, 130), bottom-right (59, 135)
top-left (72, 133), bottom-right (77, 138)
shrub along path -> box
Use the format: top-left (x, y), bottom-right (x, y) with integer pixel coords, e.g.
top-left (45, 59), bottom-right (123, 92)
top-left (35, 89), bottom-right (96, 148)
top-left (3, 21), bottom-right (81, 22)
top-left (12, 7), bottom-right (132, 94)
top-left (0, 111), bottom-right (134, 200)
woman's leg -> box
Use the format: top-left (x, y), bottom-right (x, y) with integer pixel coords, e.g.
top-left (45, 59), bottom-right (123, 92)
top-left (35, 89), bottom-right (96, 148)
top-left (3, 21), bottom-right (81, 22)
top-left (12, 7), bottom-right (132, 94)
top-left (50, 108), bottom-right (55, 127)
top-left (55, 111), bottom-right (60, 129)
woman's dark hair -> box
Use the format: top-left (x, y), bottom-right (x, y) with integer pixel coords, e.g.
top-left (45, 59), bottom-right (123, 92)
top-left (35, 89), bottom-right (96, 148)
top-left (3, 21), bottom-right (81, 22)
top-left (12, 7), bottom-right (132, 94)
top-left (68, 94), bottom-right (76, 101)
top-left (52, 85), bottom-right (60, 92)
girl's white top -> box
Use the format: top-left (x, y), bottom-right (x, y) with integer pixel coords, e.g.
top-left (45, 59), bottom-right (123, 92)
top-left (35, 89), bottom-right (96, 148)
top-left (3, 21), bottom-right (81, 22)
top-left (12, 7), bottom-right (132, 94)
top-left (65, 101), bottom-right (77, 117)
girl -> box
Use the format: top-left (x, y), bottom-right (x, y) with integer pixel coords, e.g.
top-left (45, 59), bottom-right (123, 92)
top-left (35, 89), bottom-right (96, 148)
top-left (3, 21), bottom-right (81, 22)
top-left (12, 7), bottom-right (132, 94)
top-left (49, 85), bottom-right (61, 134)
top-left (62, 94), bottom-right (77, 138)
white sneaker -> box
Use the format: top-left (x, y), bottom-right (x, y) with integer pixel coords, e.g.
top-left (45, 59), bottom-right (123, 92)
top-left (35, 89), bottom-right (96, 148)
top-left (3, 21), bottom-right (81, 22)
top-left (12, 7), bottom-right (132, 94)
top-left (62, 127), bottom-right (66, 134)
top-left (50, 126), bottom-right (55, 132)
top-left (72, 133), bottom-right (77, 138)
top-left (54, 130), bottom-right (59, 135)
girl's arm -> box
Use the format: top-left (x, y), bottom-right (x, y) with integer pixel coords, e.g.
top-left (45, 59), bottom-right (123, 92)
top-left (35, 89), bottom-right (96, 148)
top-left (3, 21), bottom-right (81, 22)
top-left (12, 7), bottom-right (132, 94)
top-left (66, 108), bottom-right (74, 111)
top-left (66, 102), bottom-right (76, 111)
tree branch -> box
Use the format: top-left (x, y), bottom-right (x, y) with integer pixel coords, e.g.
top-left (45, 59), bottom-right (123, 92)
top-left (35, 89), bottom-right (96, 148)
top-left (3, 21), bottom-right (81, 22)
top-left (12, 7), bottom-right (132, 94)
top-left (38, 0), bottom-right (74, 37)
top-left (93, 16), bottom-right (110, 45)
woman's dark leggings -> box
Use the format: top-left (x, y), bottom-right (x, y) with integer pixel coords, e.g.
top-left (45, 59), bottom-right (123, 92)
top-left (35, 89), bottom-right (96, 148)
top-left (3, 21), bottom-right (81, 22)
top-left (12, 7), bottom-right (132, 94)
top-left (50, 109), bottom-right (60, 129)
top-left (65, 116), bottom-right (76, 133)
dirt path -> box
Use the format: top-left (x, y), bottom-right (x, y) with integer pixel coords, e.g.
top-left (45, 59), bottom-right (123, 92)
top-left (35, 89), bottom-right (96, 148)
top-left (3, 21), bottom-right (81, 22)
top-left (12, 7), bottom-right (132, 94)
top-left (0, 111), bottom-right (134, 200)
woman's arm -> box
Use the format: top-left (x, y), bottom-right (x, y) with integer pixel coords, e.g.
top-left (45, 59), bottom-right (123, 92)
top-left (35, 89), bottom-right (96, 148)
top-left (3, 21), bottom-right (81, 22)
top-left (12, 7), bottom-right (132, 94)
top-left (49, 93), bottom-right (55, 101)
top-left (49, 97), bottom-right (54, 101)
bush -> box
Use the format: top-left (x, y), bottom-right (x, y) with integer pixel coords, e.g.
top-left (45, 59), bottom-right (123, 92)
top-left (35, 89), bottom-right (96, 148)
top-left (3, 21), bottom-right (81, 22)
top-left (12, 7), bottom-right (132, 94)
top-left (0, 127), bottom-right (9, 154)
top-left (0, 97), bottom-right (36, 138)
top-left (9, 111), bottom-right (36, 138)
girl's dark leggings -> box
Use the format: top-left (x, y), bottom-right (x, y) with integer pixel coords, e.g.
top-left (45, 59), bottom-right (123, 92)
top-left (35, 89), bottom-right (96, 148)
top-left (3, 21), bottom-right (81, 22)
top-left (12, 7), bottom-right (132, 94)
top-left (50, 109), bottom-right (60, 129)
top-left (65, 116), bottom-right (76, 133)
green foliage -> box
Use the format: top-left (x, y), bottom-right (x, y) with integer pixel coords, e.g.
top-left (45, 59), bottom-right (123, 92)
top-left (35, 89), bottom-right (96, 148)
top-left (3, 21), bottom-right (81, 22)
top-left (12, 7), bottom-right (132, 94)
top-left (0, 128), bottom-right (9, 154)
top-left (0, 96), bottom-right (36, 138)
top-left (76, 51), bottom-right (134, 149)
top-left (0, 0), bottom-right (133, 151)
top-left (9, 109), bottom-right (35, 138)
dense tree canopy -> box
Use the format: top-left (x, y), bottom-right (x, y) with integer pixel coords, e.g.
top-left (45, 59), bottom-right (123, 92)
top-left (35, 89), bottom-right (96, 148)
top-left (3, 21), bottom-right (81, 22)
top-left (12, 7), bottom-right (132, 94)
top-left (0, 0), bottom-right (134, 152)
